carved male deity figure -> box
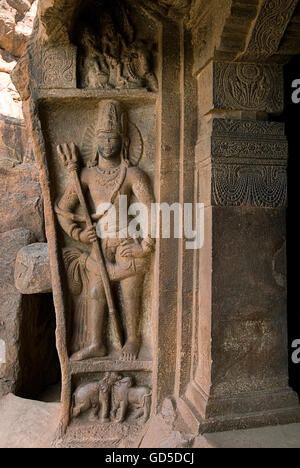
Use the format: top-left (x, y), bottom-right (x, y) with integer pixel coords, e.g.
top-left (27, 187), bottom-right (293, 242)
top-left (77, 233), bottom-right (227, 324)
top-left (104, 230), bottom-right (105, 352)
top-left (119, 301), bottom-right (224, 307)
top-left (56, 101), bottom-right (155, 362)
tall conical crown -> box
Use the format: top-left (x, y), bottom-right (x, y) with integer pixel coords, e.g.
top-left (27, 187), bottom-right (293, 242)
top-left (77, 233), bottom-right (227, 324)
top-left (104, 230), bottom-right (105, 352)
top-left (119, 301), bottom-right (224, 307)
top-left (97, 100), bottom-right (124, 134)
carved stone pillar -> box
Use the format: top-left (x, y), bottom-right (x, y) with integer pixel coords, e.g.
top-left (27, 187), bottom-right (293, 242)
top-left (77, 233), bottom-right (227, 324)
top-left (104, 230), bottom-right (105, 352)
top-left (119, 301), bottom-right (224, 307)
top-left (184, 60), bottom-right (300, 432)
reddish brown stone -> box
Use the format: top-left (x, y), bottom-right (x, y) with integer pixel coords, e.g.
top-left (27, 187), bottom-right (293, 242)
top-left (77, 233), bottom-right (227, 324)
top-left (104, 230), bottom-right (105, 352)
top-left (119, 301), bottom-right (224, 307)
top-left (14, 243), bottom-right (52, 295)
top-left (0, 162), bottom-right (44, 241)
top-left (0, 228), bottom-right (36, 396)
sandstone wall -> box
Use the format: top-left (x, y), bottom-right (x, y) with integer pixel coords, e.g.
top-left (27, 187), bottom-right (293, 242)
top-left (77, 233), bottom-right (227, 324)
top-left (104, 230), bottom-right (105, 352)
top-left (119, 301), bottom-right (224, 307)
top-left (0, 0), bottom-right (59, 398)
top-left (0, 0), bottom-right (37, 119)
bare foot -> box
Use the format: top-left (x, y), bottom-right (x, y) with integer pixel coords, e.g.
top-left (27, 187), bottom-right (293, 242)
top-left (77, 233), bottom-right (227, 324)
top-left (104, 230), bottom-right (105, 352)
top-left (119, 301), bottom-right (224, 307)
top-left (120, 340), bottom-right (139, 361)
top-left (70, 344), bottom-right (107, 361)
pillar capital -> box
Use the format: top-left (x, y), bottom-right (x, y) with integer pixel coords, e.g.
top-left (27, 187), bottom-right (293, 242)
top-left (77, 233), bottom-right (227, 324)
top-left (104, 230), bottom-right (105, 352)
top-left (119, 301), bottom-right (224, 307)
top-left (198, 61), bottom-right (284, 116)
top-left (196, 117), bottom-right (288, 209)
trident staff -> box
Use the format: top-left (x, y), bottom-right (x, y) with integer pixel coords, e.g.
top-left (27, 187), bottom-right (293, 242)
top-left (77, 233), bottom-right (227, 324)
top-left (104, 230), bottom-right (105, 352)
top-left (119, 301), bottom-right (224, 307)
top-left (57, 142), bottom-right (123, 351)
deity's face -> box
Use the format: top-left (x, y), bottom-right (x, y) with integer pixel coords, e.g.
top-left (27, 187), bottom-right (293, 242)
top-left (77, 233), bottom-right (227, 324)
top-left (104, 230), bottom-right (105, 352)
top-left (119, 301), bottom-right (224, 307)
top-left (97, 132), bottom-right (122, 160)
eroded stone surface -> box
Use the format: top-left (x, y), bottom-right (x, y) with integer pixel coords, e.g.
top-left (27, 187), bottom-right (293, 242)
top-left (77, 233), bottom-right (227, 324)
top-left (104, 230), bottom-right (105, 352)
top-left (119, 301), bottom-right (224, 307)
top-left (0, 393), bottom-right (60, 449)
top-left (0, 163), bottom-right (44, 240)
top-left (0, 115), bottom-right (33, 162)
top-left (0, 228), bottom-right (36, 396)
top-left (0, 0), bottom-right (36, 58)
top-left (15, 243), bottom-right (51, 294)
top-left (0, 228), bottom-right (59, 399)
top-left (0, 0), bottom-right (37, 119)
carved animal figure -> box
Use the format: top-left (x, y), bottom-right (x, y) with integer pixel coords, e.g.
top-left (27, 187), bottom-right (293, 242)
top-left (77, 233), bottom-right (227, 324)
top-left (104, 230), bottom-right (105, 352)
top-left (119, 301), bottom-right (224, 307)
top-left (72, 372), bottom-right (121, 422)
top-left (111, 376), bottom-right (152, 423)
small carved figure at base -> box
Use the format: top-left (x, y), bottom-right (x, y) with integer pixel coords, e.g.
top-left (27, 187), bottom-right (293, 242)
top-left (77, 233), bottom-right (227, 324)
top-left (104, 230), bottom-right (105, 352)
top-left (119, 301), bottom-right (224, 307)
top-left (111, 376), bottom-right (152, 423)
top-left (72, 372), bottom-right (121, 422)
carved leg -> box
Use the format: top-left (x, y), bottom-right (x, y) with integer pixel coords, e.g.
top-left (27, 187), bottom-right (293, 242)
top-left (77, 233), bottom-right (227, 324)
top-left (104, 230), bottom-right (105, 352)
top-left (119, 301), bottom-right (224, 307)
top-left (142, 396), bottom-right (151, 423)
top-left (110, 409), bottom-right (117, 421)
top-left (89, 404), bottom-right (99, 422)
top-left (71, 275), bottom-right (108, 361)
top-left (116, 401), bottom-right (127, 423)
top-left (99, 398), bottom-right (110, 423)
top-left (110, 402), bottom-right (118, 421)
top-left (119, 274), bottom-right (144, 361)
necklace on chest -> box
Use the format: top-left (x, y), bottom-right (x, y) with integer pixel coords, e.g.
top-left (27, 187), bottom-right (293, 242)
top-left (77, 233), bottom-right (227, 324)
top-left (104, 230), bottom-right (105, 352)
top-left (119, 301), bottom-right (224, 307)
top-left (93, 163), bottom-right (128, 205)
top-left (95, 165), bottom-right (122, 187)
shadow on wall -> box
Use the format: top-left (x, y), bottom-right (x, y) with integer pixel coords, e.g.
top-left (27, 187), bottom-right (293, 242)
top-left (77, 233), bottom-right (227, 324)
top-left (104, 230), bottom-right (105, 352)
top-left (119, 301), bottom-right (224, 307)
top-left (284, 55), bottom-right (300, 398)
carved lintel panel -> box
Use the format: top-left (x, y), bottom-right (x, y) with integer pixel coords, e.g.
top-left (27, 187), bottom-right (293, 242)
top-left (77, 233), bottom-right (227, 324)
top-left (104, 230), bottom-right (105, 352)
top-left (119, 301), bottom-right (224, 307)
top-left (243, 0), bottom-right (298, 60)
top-left (197, 119), bottom-right (288, 208)
top-left (39, 46), bottom-right (77, 89)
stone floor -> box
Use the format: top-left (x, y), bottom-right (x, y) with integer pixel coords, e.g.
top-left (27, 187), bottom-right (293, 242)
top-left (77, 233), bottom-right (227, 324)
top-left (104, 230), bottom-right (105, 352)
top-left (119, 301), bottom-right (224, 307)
top-left (194, 425), bottom-right (300, 448)
top-left (0, 392), bottom-right (300, 448)
top-left (0, 393), bottom-right (60, 448)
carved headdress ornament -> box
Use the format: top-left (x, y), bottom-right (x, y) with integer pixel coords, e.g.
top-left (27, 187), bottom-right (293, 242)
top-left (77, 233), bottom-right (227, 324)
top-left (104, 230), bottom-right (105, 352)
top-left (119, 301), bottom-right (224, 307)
top-left (97, 100), bottom-right (124, 135)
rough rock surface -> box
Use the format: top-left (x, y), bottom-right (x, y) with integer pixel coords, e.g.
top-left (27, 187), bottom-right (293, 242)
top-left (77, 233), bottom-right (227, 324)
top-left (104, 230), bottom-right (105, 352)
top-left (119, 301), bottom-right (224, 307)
top-left (0, 162), bottom-right (44, 241)
top-left (0, 114), bottom-right (33, 162)
top-left (0, 228), bottom-right (36, 396)
top-left (137, 399), bottom-right (194, 448)
top-left (15, 242), bottom-right (52, 294)
top-left (0, 0), bottom-right (36, 57)
top-left (0, 0), bottom-right (37, 118)
top-left (0, 393), bottom-right (60, 448)
top-left (0, 228), bottom-right (59, 399)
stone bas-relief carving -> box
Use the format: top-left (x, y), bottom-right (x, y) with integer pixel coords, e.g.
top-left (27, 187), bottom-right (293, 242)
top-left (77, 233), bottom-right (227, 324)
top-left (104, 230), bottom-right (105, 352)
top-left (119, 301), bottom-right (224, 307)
top-left (72, 372), bottom-right (152, 424)
top-left (215, 62), bottom-right (283, 113)
top-left (10, 0), bottom-right (300, 449)
top-left (212, 165), bottom-right (287, 208)
top-left (111, 375), bottom-right (152, 423)
top-left (197, 119), bottom-right (288, 208)
top-left (55, 100), bottom-right (155, 363)
top-left (40, 46), bottom-right (76, 89)
top-left (244, 0), bottom-right (298, 60)
top-left (77, 1), bottom-right (158, 91)
top-left (72, 372), bottom-right (121, 422)
top-left (198, 62), bottom-right (284, 115)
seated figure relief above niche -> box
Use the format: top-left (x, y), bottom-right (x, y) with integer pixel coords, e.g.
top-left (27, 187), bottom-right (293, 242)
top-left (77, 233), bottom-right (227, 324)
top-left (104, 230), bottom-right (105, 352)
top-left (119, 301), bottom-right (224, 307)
top-left (75, 0), bottom-right (158, 91)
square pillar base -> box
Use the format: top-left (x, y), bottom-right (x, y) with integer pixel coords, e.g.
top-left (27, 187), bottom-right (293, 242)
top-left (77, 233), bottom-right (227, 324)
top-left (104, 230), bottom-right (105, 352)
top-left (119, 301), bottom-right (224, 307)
top-left (178, 382), bottom-right (300, 434)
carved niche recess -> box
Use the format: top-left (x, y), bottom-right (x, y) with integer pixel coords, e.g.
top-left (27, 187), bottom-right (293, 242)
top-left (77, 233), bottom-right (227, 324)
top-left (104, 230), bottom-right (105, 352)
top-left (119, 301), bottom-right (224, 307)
top-left (12, 0), bottom-right (168, 439)
top-left (75, 0), bottom-right (158, 91)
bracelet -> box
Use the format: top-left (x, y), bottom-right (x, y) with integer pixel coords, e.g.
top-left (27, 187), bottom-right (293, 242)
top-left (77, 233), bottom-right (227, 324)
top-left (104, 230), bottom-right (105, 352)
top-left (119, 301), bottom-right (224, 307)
top-left (70, 225), bottom-right (82, 242)
top-left (142, 237), bottom-right (155, 252)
